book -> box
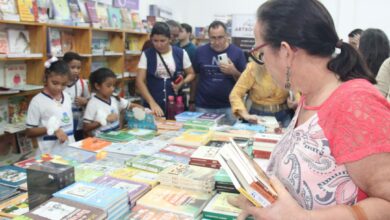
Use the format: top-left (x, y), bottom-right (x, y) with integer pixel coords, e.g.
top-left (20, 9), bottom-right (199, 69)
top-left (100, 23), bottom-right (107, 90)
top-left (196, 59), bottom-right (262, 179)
top-left (129, 205), bottom-right (195, 220)
top-left (190, 146), bottom-right (220, 166)
top-left (103, 139), bottom-right (165, 156)
top-left (0, 165), bottom-right (27, 187)
top-left (7, 29), bottom-right (30, 54)
top-left (25, 197), bottom-right (106, 220)
top-left (203, 192), bottom-right (252, 220)
top-left (67, 0), bottom-right (84, 23)
top-left (4, 63), bottom-right (26, 88)
top-left (60, 31), bottom-right (74, 53)
top-left (12, 84), bottom-right (43, 91)
top-left (159, 145), bottom-right (196, 158)
top-left (125, 155), bottom-right (175, 173)
top-left (0, 0), bottom-right (20, 21)
top-left (197, 112), bottom-right (225, 124)
top-left (109, 167), bottom-right (159, 187)
top-left (120, 8), bottom-right (132, 30)
top-left (51, 146), bottom-right (96, 164)
top-left (137, 185), bottom-right (213, 218)
top-left (7, 96), bottom-right (29, 124)
top-left (85, 1), bottom-right (98, 24)
top-left (253, 133), bottom-right (283, 143)
top-left (96, 130), bottom-right (136, 142)
top-left (0, 184), bottom-right (19, 202)
top-left (0, 192), bottom-right (28, 218)
top-left (0, 31), bottom-right (9, 54)
top-left (91, 31), bottom-right (109, 55)
top-left (69, 137), bottom-right (111, 152)
top-left (156, 119), bottom-right (183, 131)
top-left (126, 128), bottom-right (156, 140)
top-left (183, 119), bottom-right (216, 131)
top-left (48, 28), bottom-right (62, 56)
top-left (233, 122), bottom-right (266, 133)
top-left (0, 99), bottom-right (8, 135)
top-left (217, 139), bottom-right (277, 207)
top-left (95, 3), bottom-right (109, 28)
top-left (175, 111), bottom-right (204, 122)
top-left (172, 130), bottom-right (213, 148)
top-left (125, 108), bottom-right (157, 130)
top-left (153, 152), bottom-right (190, 164)
top-left (75, 164), bottom-right (105, 182)
top-left (36, 0), bottom-right (49, 22)
top-left (16, 0), bottom-right (38, 22)
top-left (16, 131), bottom-right (33, 155)
top-left (51, 0), bottom-right (71, 21)
top-left (107, 6), bottom-right (122, 29)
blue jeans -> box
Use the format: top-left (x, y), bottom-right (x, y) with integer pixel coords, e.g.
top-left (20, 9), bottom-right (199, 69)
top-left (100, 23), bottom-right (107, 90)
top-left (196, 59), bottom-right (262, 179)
top-left (249, 108), bottom-right (294, 128)
top-left (196, 107), bottom-right (236, 125)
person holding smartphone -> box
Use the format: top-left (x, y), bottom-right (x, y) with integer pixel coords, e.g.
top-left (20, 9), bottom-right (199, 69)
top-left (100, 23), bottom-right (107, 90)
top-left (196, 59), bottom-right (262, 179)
top-left (136, 22), bottom-right (195, 117)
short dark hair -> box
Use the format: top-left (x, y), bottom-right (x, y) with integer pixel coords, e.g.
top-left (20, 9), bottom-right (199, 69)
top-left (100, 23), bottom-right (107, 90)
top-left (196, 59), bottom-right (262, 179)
top-left (166, 20), bottom-right (181, 31)
top-left (151, 22), bottom-right (171, 39)
top-left (208, 20), bottom-right (227, 33)
top-left (359, 28), bottom-right (390, 76)
top-left (257, 0), bottom-right (375, 84)
top-left (45, 60), bottom-right (70, 79)
top-left (348, 28), bottom-right (363, 38)
top-left (180, 23), bottom-right (192, 34)
top-left (89, 67), bottom-right (116, 91)
top-left (63, 52), bottom-right (82, 63)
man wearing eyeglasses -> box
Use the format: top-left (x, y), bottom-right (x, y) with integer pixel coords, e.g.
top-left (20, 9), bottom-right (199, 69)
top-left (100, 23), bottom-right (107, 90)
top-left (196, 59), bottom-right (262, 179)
top-left (190, 21), bottom-right (247, 125)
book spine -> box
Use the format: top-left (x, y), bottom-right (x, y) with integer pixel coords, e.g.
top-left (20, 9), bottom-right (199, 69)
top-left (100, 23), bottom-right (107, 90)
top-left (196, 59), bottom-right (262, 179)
top-left (250, 182), bottom-right (277, 204)
top-left (203, 211), bottom-right (236, 220)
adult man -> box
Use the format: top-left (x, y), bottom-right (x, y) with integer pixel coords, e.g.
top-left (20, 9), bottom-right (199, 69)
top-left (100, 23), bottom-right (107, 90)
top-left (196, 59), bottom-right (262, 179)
top-left (190, 21), bottom-right (247, 125)
top-left (348, 28), bottom-right (363, 49)
top-left (142, 20), bottom-right (182, 51)
top-left (176, 23), bottom-right (197, 64)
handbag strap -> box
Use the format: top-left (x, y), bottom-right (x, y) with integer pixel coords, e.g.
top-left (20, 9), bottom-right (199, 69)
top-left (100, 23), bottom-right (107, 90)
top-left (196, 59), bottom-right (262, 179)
top-left (157, 51), bottom-right (174, 80)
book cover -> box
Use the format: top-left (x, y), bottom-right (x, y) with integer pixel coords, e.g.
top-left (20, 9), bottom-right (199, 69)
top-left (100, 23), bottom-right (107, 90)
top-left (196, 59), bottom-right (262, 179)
top-left (104, 139), bottom-right (164, 156)
top-left (175, 111), bottom-right (204, 122)
top-left (0, 0), bottom-right (20, 20)
top-left (53, 181), bottom-right (128, 211)
top-left (75, 164), bottom-right (105, 182)
top-left (153, 152), bottom-right (190, 164)
top-left (60, 30), bottom-right (74, 53)
top-left (93, 175), bottom-right (149, 204)
top-left (126, 128), bottom-right (156, 140)
top-left (69, 137), bottom-right (111, 152)
top-left (159, 145), bottom-right (196, 158)
top-left (137, 185), bottom-right (213, 218)
top-left (96, 3), bottom-right (109, 28)
top-left (36, 0), bottom-right (49, 22)
top-left (48, 28), bottom-right (62, 56)
top-left (51, 0), bottom-right (71, 21)
top-left (97, 130), bottom-right (136, 142)
top-left (197, 112), bottom-right (225, 122)
top-left (16, 131), bottom-right (33, 155)
top-left (190, 146), bottom-right (220, 164)
top-left (0, 99), bottom-right (8, 135)
top-left (125, 35), bottom-right (141, 51)
top-left (109, 167), bottom-right (159, 187)
top-left (233, 122), bottom-right (266, 133)
top-left (107, 6), bottom-right (122, 29)
top-left (4, 63), bottom-right (27, 88)
top-left (203, 192), bottom-right (247, 220)
top-left (25, 197), bottom-right (106, 220)
top-left (125, 155), bottom-right (175, 173)
top-left (129, 205), bottom-right (195, 220)
top-left (172, 130), bottom-right (213, 148)
top-left (7, 96), bottom-right (29, 124)
top-left (125, 109), bottom-right (157, 130)
top-left (91, 31), bottom-right (109, 54)
top-left (84, 1), bottom-right (98, 23)
top-left (16, 0), bottom-right (38, 22)
top-left (0, 31), bottom-right (9, 54)
top-left (184, 119), bottom-right (216, 131)
top-left (0, 193), bottom-right (28, 218)
top-left (67, 0), bottom-right (84, 23)
top-left (0, 165), bottom-right (27, 187)
top-left (156, 119), bottom-right (183, 131)
top-left (7, 29), bottom-right (30, 54)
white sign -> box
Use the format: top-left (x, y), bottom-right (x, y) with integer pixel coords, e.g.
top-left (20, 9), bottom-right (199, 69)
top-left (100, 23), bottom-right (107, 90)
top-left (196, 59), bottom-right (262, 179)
top-left (232, 14), bottom-right (256, 38)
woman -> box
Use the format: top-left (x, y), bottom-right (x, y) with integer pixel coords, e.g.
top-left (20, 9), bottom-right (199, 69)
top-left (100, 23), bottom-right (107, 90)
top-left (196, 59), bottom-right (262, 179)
top-left (231, 0), bottom-right (390, 219)
top-left (229, 61), bottom-right (296, 128)
top-left (376, 57), bottom-right (390, 101)
top-left (359, 28), bottom-right (390, 76)
top-left (136, 22), bottom-right (195, 117)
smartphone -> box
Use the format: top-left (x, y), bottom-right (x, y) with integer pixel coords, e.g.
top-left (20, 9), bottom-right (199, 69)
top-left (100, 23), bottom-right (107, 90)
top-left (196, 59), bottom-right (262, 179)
top-left (218, 53), bottom-right (229, 64)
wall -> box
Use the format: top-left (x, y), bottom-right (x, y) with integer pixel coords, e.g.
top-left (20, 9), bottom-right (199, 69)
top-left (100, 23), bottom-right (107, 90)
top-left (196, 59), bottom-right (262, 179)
top-left (139, 0), bottom-right (390, 40)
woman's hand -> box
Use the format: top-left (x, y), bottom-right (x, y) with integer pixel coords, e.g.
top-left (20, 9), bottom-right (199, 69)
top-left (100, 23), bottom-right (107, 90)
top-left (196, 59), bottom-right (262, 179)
top-left (242, 113), bottom-right (260, 124)
top-left (54, 129), bottom-right (68, 143)
top-left (229, 177), bottom-right (309, 220)
top-left (150, 102), bottom-right (164, 117)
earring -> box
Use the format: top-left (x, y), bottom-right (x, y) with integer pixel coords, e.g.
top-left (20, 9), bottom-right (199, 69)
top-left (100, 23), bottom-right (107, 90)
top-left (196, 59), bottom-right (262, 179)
top-left (285, 67), bottom-right (291, 90)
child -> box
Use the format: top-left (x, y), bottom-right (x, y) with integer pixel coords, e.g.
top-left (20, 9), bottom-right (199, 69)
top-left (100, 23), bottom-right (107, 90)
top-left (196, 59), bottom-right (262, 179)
top-left (83, 67), bottom-right (142, 136)
top-left (63, 52), bottom-right (90, 141)
top-left (26, 57), bottom-right (74, 155)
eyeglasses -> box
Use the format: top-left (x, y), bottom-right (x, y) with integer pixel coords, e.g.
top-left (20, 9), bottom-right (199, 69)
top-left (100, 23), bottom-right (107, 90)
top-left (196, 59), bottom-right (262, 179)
top-left (249, 43), bottom-right (268, 65)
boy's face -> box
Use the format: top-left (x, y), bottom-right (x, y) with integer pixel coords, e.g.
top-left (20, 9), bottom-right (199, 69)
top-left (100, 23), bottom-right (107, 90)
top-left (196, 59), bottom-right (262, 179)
top-left (68, 59), bottom-right (82, 82)
top-left (178, 28), bottom-right (190, 41)
top-left (46, 74), bottom-right (69, 97)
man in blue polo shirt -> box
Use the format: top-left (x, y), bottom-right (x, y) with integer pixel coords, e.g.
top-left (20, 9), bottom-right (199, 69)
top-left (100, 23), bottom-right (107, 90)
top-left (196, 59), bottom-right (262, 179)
top-left (190, 21), bottom-right (247, 125)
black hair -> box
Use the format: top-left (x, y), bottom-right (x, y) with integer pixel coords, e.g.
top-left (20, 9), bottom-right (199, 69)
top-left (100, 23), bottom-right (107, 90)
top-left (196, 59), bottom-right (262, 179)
top-left (44, 60), bottom-right (70, 80)
top-left (180, 23), bottom-right (192, 34)
top-left (359, 28), bottom-right (390, 76)
top-left (63, 51), bottom-right (82, 63)
top-left (257, 0), bottom-right (375, 83)
top-left (89, 67), bottom-right (116, 91)
top-left (348, 28), bottom-right (363, 38)
top-left (151, 22), bottom-right (171, 39)
top-left (166, 20), bottom-right (181, 30)
top-left (208, 20), bottom-right (227, 33)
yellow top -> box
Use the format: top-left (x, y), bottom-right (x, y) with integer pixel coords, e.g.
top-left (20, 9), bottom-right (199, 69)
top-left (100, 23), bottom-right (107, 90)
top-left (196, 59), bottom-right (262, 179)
top-left (229, 62), bottom-right (289, 116)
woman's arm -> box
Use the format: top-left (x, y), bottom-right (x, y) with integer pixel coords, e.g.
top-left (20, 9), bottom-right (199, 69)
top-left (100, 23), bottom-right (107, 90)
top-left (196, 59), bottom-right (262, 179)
top-left (376, 58), bottom-right (390, 98)
top-left (136, 68), bottom-right (164, 116)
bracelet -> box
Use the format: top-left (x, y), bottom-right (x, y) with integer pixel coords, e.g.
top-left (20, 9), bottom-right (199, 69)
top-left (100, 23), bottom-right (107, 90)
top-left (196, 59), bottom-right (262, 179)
top-left (346, 204), bottom-right (368, 220)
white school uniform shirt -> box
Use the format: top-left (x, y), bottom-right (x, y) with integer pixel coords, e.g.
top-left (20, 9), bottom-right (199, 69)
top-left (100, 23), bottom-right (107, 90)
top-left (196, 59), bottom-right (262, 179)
top-left (83, 95), bottom-right (129, 136)
top-left (63, 78), bottom-right (90, 131)
top-left (26, 92), bottom-right (75, 154)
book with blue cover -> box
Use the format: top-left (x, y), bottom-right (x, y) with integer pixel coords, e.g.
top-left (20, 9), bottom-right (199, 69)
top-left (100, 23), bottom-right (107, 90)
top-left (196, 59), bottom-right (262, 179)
top-left (233, 122), bottom-right (266, 133)
top-left (53, 181), bottom-right (128, 211)
top-left (0, 165), bottom-right (26, 187)
top-left (107, 6), bottom-right (122, 29)
top-left (175, 111), bottom-right (204, 122)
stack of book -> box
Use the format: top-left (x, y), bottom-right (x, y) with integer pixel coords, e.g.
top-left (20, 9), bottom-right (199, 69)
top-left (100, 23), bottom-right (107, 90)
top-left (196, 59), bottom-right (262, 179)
top-left (189, 146), bottom-right (221, 169)
top-left (129, 205), bottom-right (194, 220)
top-left (158, 164), bottom-right (217, 193)
top-left (252, 133), bottom-right (282, 159)
top-left (24, 197), bottom-right (106, 220)
top-left (53, 182), bottom-right (130, 219)
top-left (175, 111), bottom-right (204, 122)
top-left (183, 119), bottom-right (216, 131)
top-left (0, 184), bottom-right (20, 202)
top-left (137, 185), bottom-right (214, 219)
top-left (97, 130), bottom-right (136, 142)
top-left (125, 155), bottom-right (176, 173)
top-left (203, 192), bottom-right (252, 220)
top-left (217, 139), bottom-right (278, 207)
top-left (214, 169), bottom-right (238, 194)
top-left (109, 167), bottom-right (159, 187)
top-left (155, 119), bottom-right (183, 132)
top-left (0, 165), bottom-right (27, 188)
top-left (92, 175), bottom-right (150, 208)
top-left (0, 192), bottom-right (28, 218)
top-left (197, 112), bottom-right (225, 124)
top-left (172, 130), bottom-right (213, 147)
